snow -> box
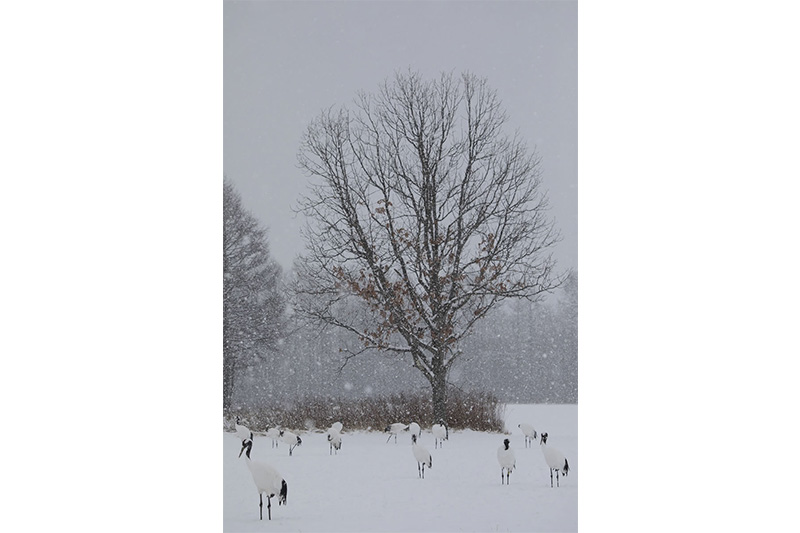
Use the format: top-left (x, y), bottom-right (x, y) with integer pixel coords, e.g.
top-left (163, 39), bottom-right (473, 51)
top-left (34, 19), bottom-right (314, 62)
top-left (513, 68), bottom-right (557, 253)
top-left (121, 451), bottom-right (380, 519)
top-left (224, 404), bottom-right (577, 532)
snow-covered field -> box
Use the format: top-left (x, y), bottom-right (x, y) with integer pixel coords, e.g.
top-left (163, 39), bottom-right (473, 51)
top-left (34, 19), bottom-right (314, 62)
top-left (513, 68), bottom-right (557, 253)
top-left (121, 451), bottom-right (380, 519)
top-left (224, 404), bottom-right (577, 532)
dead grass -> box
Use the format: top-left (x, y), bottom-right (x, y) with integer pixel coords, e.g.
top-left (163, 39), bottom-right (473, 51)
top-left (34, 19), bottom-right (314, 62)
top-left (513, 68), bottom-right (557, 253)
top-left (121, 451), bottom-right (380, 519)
top-left (227, 390), bottom-right (504, 434)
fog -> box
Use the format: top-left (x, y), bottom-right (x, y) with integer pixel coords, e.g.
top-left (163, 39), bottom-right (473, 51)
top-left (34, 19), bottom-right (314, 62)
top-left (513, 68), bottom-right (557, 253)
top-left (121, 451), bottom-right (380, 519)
top-left (224, 1), bottom-right (577, 273)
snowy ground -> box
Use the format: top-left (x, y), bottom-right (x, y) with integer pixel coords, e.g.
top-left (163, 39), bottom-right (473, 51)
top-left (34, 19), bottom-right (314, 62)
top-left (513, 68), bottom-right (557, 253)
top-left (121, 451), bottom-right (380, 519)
top-left (223, 404), bottom-right (577, 532)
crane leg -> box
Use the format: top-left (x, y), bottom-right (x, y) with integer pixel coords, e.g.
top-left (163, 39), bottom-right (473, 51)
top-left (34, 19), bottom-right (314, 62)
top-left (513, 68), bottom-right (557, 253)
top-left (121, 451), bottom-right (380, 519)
top-left (550, 469), bottom-right (554, 488)
top-left (267, 495), bottom-right (272, 520)
top-left (259, 494), bottom-right (263, 520)
top-left (557, 471), bottom-right (560, 487)
top-left (386, 434), bottom-right (393, 444)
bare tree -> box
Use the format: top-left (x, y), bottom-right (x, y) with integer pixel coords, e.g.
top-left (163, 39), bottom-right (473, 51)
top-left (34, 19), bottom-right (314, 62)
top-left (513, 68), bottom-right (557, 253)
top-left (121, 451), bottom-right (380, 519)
top-left (293, 71), bottom-right (565, 424)
top-left (223, 177), bottom-right (284, 413)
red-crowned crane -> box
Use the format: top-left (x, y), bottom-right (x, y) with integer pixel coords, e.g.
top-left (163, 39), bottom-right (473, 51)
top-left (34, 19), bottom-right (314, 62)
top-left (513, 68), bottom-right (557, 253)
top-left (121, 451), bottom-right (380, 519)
top-left (408, 422), bottom-right (421, 438)
top-left (384, 422), bottom-right (408, 444)
top-left (431, 421), bottom-right (448, 449)
top-left (539, 432), bottom-right (570, 487)
top-left (238, 438), bottom-right (288, 520)
top-left (411, 434), bottom-right (432, 479)
top-left (518, 423), bottom-right (538, 448)
top-left (497, 438), bottom-right (516, 485)
top-left (266, 426), bottom-right (281, 449)
top-left (279, 429), bottom-right (302, 456)
top-left (327, 427), bottom-right (342, 455)
top-left (235, 416), bottom-right (251, 442)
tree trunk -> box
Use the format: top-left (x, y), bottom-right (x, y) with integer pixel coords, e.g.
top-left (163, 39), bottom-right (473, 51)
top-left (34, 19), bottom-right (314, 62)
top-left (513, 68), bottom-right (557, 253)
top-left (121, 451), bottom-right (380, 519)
top-left (223, 355), bottom-right (236, 414)
top-left (431, 369), bottom-right (448, 425)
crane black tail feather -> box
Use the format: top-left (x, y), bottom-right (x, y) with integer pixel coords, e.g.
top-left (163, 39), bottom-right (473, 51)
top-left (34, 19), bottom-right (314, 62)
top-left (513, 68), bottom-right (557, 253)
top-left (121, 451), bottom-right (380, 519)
top-left (280, 479), bottom-right (288, 505)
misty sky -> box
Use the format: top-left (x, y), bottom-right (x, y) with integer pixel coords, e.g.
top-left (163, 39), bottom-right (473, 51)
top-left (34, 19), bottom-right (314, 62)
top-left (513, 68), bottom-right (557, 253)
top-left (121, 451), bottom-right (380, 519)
top-left (224, 0), bottom-right (577, 272)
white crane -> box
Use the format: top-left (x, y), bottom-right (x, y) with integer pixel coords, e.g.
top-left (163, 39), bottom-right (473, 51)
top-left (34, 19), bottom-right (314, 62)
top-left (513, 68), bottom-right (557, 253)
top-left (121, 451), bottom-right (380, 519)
top-left (266, 426), bottom-right (281, 449)
top-left (431, 421), bottom-right (448, 449)
top-left (327, 427), bottom-right (342, 455)
top-left (408, 422), bottom-right (421, 438)
top-left (235, 416), bottom-right (251, 442)
top-left (497, 438), bottom-right (516, 485)
top-left (279, 429), bottom-right (302, 456)
top-left (411, 434), bottom-right (432, 479)
top-left (518, 423), bottom-right (538, 448)
top-left (238, 438), bottom-right (288, 520)
top-left (384, 422), bottom-right (408, 444)
top-left (539, 432), bottom-right (570, 487)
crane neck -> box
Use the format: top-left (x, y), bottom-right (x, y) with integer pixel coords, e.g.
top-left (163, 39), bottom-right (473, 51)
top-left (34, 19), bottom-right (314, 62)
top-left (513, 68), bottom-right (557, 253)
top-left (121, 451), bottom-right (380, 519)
top-left (241, 441), bottom-right (253, 463)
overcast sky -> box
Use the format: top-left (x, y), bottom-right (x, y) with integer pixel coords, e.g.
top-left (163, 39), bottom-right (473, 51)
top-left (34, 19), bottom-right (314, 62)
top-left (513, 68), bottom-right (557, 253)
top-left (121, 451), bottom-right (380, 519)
top-left (224, 0), bottom-right (577, 273)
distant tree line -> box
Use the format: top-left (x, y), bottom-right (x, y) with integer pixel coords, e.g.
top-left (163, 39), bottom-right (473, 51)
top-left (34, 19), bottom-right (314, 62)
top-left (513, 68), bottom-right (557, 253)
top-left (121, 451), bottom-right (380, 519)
top-left (455, 271), bottom-right (577, 403)
top-left (232, 271), bottom-right (576, 408)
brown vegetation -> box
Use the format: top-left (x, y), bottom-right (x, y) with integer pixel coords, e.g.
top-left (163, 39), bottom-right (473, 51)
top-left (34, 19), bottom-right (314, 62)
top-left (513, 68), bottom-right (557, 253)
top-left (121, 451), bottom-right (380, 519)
top-left (228, 390), bottom-right (505, 434)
